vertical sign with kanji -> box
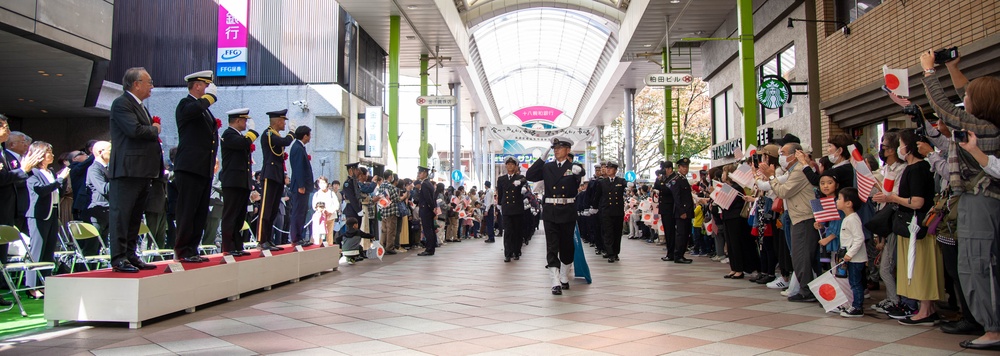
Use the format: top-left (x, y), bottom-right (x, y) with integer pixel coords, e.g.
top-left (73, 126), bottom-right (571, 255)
top-left (217, 0), bottom-right (248, 77)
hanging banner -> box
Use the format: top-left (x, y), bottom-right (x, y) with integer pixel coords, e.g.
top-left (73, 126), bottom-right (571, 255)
top-left (217, 0), bottom-right (249, 77)
top-left (484, 125), bottom-right (598, 144)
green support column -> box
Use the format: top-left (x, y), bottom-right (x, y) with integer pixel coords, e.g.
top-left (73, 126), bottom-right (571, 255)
top-left (737, 0), bottom-right (757, 149)
top-left (663, 47), bottom-right (674, 160)
top-left (419, 54), bottom-right (429, 167)
top-left (389, 16), bottom-right (400, 165)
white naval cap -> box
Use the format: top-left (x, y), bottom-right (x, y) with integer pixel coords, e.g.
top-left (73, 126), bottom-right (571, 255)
top-left (184, 70), bottom-right (214, 83)
top-left (226, 108), bottom-right (250, 119)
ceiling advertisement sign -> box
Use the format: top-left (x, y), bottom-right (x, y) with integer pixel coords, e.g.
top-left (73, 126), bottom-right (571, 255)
top-left (513, 106), bottom-right (563, 123)
top-left (217, 0), bottom-right (248, 77)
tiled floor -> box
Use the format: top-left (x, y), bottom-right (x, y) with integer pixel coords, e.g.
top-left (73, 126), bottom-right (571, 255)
top-left (0, 232), bottom-right (992, 355)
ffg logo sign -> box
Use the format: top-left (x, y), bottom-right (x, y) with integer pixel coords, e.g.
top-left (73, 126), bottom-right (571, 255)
top-left (221, 49), bottom-right (243, 60)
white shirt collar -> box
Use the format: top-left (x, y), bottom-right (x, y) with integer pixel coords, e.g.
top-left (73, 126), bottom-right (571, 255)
top-left (127, 91), bottom-right (143, 105)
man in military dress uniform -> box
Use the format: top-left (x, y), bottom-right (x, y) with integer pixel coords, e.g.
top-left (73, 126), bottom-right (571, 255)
top-left (585, 163), bottom-right (606, 254)
top-left (496, 156), bottom-right (527, 262)
top-left (219, 108), bottom-right (258, 256)
top-left (668, 158), bottom-right (695, 264)
top-left (416, 166), bottom-right (436, 256)
top-left (654, 161), bottom-right (679, 260)
top-left (256, 109), bottom-right (295, 251)
top-left (173, 70), bottom-right (220, 262)
top-left (591, 161), bottom-right (627, 263)
top-left (525, 137), bottom-right (585, 295)
top-left (341, 162), bottom-right (362, 222)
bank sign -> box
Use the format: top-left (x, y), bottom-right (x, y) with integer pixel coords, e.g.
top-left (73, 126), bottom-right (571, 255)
top-left (217, 0), bottom-right (248, 77)
top-left (757, 75), bottom-right (790, 109)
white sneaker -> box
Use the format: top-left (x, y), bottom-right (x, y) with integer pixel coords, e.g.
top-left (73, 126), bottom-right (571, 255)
top-left (767, 276), bottom-right (788, 289)
top-left (785, 272), bottom-right (800, 297)
top-left (720, 257), bottom-right (729, 264)
top-left (395, 248), bottom-right (407, 253)
top-left (711, 255), bottom-right (725, 262)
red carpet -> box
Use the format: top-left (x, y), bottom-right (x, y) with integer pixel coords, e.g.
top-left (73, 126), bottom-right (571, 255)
top-left (60, 244), bottom-right (326, 279)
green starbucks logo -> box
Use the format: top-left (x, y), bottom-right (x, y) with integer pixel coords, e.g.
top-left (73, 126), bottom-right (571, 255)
top-left (757, 75), bottom-right (790, 110)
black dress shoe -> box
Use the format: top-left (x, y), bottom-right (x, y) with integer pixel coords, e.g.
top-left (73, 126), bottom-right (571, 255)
top-left (485, 239), bottom-right (495, 243)
top-left (0, 297), bottom-right (11, 306)
top-left (259, 242), bottom-right (282, 251)
top-left (514, 255), bottom-right (520, 260)
top-left (960, 339), bottom-right (1000, 350)
top-left (551, 286), bottom-right (562, 295)
top-left (417, 251), bottom-right (434, 256)
top-left (562, 282), bottom-right (570, 290)
top-left (129, 259), bottom-right (157, 270)
top-left (300, 241), bottom-right (314, 247)
top-left (112, 261), bottom-right (140, 273)
top-left (674, 258), bottom-right (693, 264)
top-left (228, 250), bottom-right (249, 257)
top-left (178, 256), bottom-right (206, 263)
top-left (504, 257), bottom-right (511, 262)
top-left (608, 258), bottom-right (615, 263)
top-left (941, 319), bottom-right (985, 335)
top-left (661, 256), bottom-right (674, 261)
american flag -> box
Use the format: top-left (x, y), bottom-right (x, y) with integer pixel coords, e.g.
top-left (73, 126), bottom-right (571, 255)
top-left (854, 160), bottom-right (877, 202)
top-left (714, 184), bottom-right (739, 210)
top-left (730, 163), bottom-right (756, 189)
top-left (811, 197), bottom-right (840, 223)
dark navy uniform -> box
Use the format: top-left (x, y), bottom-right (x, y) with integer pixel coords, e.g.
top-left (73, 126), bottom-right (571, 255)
top-left (256, 109), bottom-right (294, 250)
top-left (669, 158), bottom-right (695, 263)
top-left (591, 162), bottom-right (627, 262)
top-left (525, 139), bottom-right (584, 268)
top-left (342, 164), bottom-right (363, 219)
top-left (219, 108), bottom-right (257, 256)
top-left (653, 161), bottom-right (678, 259)
top-left (585, 166), bottom-right (605, 254)
top-left (496, 160), bottom-right (527, 260)
top-left (173, 70), bottom-right (220, 261)
top-left (416, 166), bottom-right (436, 255)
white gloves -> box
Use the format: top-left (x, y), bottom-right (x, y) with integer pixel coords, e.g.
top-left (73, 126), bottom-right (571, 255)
top-left (540, 147), bottom-right (551, 161)
top-left (521, 186), bottom-right (528, 194)
top-left (571, 165), bottom-right (582, 175)
top-left (204, 83), bottom-right (218, 102)
top-left (513, 180), bottom-right (521, 187)
top-left (246, 118), bottom-right (256, 131)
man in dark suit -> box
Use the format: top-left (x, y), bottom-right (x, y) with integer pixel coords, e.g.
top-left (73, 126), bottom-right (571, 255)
top-left (85, 141), bottom-right (112, 256)
top-left (107, 67), bottom-right (162, 272)
top-left (496, 156), bottom-right (527, 262)
top-left (256, 109), bottom-right (294, 251)
top-left (219, 108), bottom-right (258, 256)
top-left (525, 137), bottom-right (585, 295)
top-left (669, 158), bottom-right (695, 264)
top-left (654, 161), bottom-right (679, 260)
top-left (0, 115), bottom-right (42, 305)
top-left (288, 126), bottom-right (314, 247)
top-left (416, 166), bottom-right (436, 256)
top-left (70, 141), bottom-right (97, 220)
top-left (590, 161), bottom-right (627, 263)
top-left (172, 70), bottom-right (220, 263)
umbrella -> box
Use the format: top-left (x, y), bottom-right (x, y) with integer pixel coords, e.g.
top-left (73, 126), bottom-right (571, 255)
top-left (907, 214), bottom-right (919, 284)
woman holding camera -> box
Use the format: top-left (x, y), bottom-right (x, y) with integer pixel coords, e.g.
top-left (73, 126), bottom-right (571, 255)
top-left (921, 49), bottom-right (1000, 349)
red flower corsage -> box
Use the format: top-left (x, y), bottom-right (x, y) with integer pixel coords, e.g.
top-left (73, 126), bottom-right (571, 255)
top-left (250, 143), bottom-right (256, 152)
top-left (215, 118), bottom-right (222, 129)
top-left (307, 154), bottom-right (312, 161)
top-left (283, 152), bottom-right (289, 160)
top-left (152, 116), bottom-right (161, 124)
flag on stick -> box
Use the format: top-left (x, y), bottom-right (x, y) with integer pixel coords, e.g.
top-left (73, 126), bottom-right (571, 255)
top-left (730, 163), bottom-right (756, 189)
top-left (715, 184), bottom-right (739, 210)
top-left (811, 197), bottom-right (841, 223)
top-left (854, 160), bottom-right (878, 202)
top-left (883, 65), bottom-right (909, 97)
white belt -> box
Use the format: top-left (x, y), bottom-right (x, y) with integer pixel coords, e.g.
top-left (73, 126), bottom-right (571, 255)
top-left (545, 198), bottom-right (575, 205)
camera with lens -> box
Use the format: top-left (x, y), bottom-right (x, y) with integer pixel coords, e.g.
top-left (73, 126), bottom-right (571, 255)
top-left (934, 47), bottom-right (959, 65)
top-left (902, 104), bottom-right (928, 137)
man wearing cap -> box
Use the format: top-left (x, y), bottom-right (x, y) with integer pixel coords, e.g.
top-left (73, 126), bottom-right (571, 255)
top-left (107, 67), bottom-right (162, 272)
top-left (219, 109), bottom-right (258, 256)
top-left (416, 166), bottom-right (437, 256)
top-left (172, 70), bottom-right (220, 263)
top-left (341, 162), bottom-right (363, 221)
top-left (288, 126), bottom-right (314, 247)
top-left (590, 161), bottom-right (627, 263)
top-left (668, 158), bottom-right (695, 264)
top-left (526, 137), bottom-right (585, 295)
top-left (482, 180), bottom-right (496, 243)
top-left (496, 156), bottom-right (528, 262)
top-left (585, 163), bottom-right (606, 255)
top-left (256, 109), bottom-right (295, 251)
top-left (654, 161), bottom-right (679, 259)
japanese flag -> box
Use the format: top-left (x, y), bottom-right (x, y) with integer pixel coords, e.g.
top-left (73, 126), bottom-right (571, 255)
top-left (883, 65), bottom-right (909, 97)
top-left (808, 268), bottom-right (854, 312)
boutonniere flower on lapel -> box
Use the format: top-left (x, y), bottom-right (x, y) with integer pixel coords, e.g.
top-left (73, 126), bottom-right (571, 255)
top-left (307, 154), bottom-right (312, 161)
top-left (250, 143), bottom-right (256, 152)
top-left (152, 116), bottom-right (161, 125)
top-left (215, 118), bottom-right (222, 129)
top-left (283, 152), bottom-right (289, 160)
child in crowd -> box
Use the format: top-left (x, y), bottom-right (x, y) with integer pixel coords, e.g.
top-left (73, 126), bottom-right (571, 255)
top-left (814, 173), bottom-right (844, 265)
top-left (837, 187), bottom-right (868, 317)
top-left (471, 202), bottom-right (483, 238)
top-left (341, 217), bottom-right (372, 264)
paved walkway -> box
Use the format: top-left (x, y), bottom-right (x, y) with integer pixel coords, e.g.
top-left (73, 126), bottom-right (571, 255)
top-left (0, 232), bottom-right (989, 355)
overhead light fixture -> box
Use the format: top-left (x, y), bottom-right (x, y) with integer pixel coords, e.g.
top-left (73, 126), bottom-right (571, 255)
top-left (670, 0), bottom-right (680, 3)
top-left (40, 109), bottom-right (48, 113)
top-left (56, 73), bottom-right (63, 77)
top-left (787, 17), bottom-right (850, 36)
top-left (407, 5), bottom-right (418, 9)
top-left (405, 35), bottom-right (416, 40)
top-left (643, 44), bottom-right (652, 47)
top-left (42, 73), bottom-right (50, 77)
top-left (37, 70), bottom-right (45, 74)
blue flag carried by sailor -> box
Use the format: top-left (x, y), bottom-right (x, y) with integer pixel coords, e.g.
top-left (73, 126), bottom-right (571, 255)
top-left (573, 225), bottom-right (593, 284)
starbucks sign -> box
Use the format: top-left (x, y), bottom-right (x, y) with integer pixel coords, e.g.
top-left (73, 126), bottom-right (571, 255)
top-left (757, 75), bottom-right (791, 109)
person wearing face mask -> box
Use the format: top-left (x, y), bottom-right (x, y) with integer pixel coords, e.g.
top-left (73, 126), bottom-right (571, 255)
top-left (758, 142), bottom-right (821, 303)
top-left (799, 134), bottom-right (856, 194)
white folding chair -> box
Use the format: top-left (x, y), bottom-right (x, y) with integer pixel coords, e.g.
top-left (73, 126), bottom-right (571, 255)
top-left (0, 225), bottom-right (55, 317)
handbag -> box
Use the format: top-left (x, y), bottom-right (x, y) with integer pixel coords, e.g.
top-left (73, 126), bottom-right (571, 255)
top-left (398, 201), bottom-right (411, 216)
top-left (864, 203), bottom-right (896, 237)
top-left (892, 208), bottom-right (928, 239)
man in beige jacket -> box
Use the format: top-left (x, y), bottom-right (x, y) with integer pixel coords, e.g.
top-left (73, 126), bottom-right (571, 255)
top-left (757, 142), bottom-right (820, 303)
